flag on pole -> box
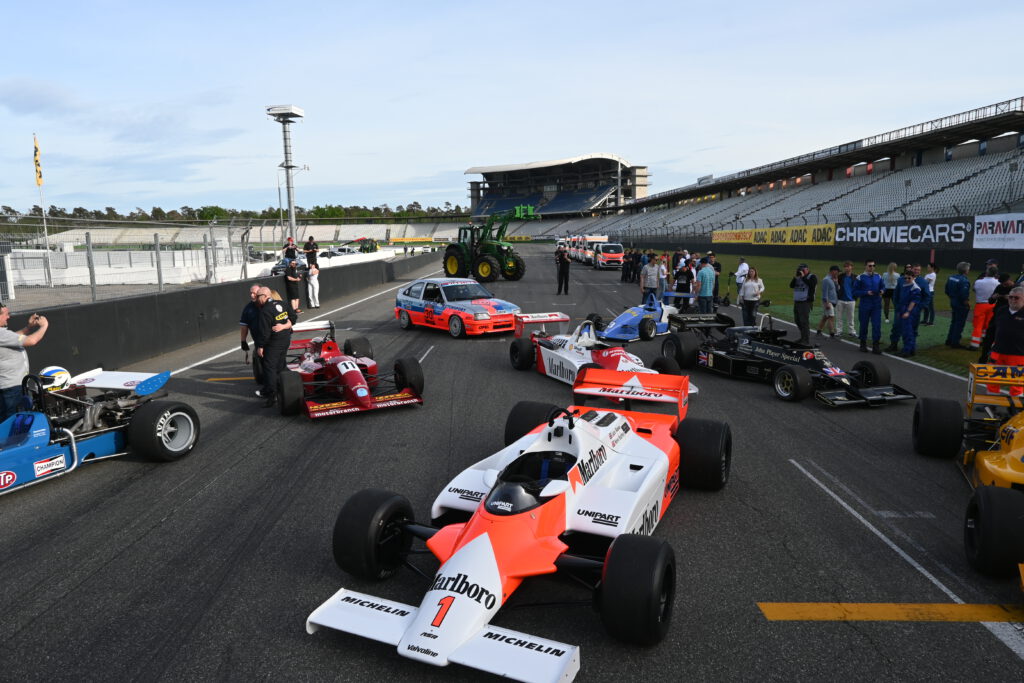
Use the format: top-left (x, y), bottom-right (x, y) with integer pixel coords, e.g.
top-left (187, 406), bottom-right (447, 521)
top-left (33, 134), bottom-right (43, 186)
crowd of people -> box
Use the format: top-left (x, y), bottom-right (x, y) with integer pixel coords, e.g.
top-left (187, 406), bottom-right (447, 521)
top-left (556, 244), bottom-right (1024, 369)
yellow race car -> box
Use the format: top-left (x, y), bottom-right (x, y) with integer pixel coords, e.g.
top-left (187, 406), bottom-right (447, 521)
top-left (912, 363), bottom-right (1024, 588)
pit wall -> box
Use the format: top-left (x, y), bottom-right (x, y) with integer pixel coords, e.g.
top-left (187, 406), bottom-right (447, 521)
top-left (12, 252), bottom-right (437, 375)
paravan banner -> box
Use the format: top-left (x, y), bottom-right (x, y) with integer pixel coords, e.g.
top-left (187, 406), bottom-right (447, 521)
top-left (973, 213), bottom-right (1024, 250)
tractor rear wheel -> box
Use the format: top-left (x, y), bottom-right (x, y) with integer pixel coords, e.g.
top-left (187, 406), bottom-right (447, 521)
top-left (472, 254), bottom-right (500, 282)
top-left (443, 247), bottom-right (468, 277)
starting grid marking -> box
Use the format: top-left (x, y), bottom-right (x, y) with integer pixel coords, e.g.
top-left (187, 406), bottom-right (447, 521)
top-left (759, 602), bottom-right (1024, 622)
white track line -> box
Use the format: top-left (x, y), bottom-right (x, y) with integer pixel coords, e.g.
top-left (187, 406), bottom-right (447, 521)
top-left (172, 270), bottom-right (442, 375)
top-left (790, 458), bottom-right (1024, 661)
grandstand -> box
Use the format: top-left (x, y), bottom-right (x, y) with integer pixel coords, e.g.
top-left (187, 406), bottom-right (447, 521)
top-left (465, 154), bottom-right (648, 218)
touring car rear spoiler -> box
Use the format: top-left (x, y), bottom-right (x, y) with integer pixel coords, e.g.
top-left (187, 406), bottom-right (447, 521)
top-left (573, 367), bottom-right (692, 420)
top-left (514, 312), bottom-right (571, 338)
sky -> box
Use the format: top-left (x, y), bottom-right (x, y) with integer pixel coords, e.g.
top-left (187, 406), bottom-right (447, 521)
top-left (1, 0), bottom-right (1022, 216)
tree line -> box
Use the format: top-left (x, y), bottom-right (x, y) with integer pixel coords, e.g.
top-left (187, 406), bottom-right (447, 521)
top-left (1, 201), bottom-right (468, 223)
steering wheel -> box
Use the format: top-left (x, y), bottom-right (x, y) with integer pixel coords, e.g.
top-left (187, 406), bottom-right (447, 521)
top-left (546, 407), bottom-right (575, 430)
top-left (21, 374), bottom-right (45, 412)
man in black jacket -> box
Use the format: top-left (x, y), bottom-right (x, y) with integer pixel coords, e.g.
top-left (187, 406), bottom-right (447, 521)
top-left (255, 287), bottom-right (295, 407)
top-left (790, 263), bottom-right (818, 345)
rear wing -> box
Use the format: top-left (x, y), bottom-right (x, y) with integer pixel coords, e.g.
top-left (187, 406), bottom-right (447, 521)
top-left (293, 319), bottom-right (336, 341)
top-left (68, 369), bottom-right (169, 396)
top-left (573, 367), bottom-right (691, 421)
top-left (513, 312), bottom-right (571, 338)
top-left (967, 363), bottom-right (1024, 412)
top-left (667, 312), bottom-right (734, 332)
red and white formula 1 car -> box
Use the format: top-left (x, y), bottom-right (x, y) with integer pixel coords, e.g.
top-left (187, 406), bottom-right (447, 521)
top-left (509, 313), bottom-right (687, 390)
top-left (307, 368), bottom-right (731, 682)
top-left (277, 321), bottom-right (424, 419)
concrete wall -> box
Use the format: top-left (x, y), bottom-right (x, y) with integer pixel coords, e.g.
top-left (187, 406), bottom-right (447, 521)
top-left (11, 252), bottom-right (438, 376)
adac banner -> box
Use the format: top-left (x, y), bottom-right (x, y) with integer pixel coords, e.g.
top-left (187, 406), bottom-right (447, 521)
top-left (834, 217), bottom-right (972, 247)
top-left (712, 229), bottom-right (753, 244)
top-left (973, 213), bottom-right (1024, 250)
top-left (750, 224), bottom-right (835, 246)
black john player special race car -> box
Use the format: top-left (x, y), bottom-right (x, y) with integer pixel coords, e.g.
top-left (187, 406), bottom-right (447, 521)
top-left (660, 312), bottom-right (915, 407)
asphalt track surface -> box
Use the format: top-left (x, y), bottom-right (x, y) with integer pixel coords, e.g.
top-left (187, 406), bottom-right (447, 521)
top-left (2, 245), bottom-right (1023, 682)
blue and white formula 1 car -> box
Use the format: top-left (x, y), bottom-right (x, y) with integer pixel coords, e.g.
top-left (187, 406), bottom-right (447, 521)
top-left (587, 291), bottom-right (693, 343)
top-left (0, 368), bottom-right (200, 497)
top-left (307, 369), bottom-right (731, 682)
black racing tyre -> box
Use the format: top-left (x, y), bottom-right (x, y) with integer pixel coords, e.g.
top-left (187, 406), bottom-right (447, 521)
top-left (721, 295), bottom-right (731, 307)
top-left (502, 253), bottom-right (526, 280)
top-left (650, 355), bottom-right (681, 375)
top-left (332, 489), bottom-right (414, 580)
top-left (963, 486), bottom-right (1024, 576)
top-left (504, 400), bottom-right (560, 446)
top-left (394, 357), bottom-right (425, 396)
top-left (126, 400), bottom-right (201, 462)
top-left (773, 364), bottom-right (812, 401)
top-left (912, 398), bottom-right (963, 458)
top-left (599, 534), bottom-right (676, 646)
top-left (639, 317), bottom-right (658, 341)
top-left (852, 359), bottom-right (891, 387)
top-left (277, 371), bottom-right (304, 416)
top-left (510, 337), bottom-right (535, 371)
top-left (443, 248), bottom-right (468, 277)
top-left (448, 315), bottom-right (466, 338)
top-left (398, 309), bottom-right (413, 330)
top-left (661, 332), bottom-right (698, 369)
top-left (675, 418), bottom-right (731, 491)
top-left (572, 362), bottom-right (602, 405)
top-left (472, 254), bottom-right (500, 282)
top-left (343, 336), bottom-right (374, 359)
top-left (252, 352), bottom-right (264, 384)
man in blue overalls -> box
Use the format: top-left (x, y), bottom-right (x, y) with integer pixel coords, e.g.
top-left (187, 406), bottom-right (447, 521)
top-left (945, 261), bottom-right (972, 349)
top-left (894, 269), bottom-right (922, 357)
top-left (853, 259), bottom-right (883, 355)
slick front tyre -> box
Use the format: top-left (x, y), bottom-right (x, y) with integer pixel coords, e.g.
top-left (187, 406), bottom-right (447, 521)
top-left (343, 336), bottom-right (374, 359)
top-left (585, 313), bottom-right (605, 331)
top-left (448, 315), bottom-right (466, 338)
top-left (773, 364), bottom-right (812, 401)
top-left (963, 486), bottom-right (1024, 577)
top-left (675, 418), bottom-right (731, 491)
top-left (127, 401), bottom-right (200, 462)
top-left (639, 317), bottom-right (657, 341)
top-left (504, 400), bottom-right (560, 446)
top-left (277, 371), bottom-right (304, 415)
top-left (661, 332), bottom-right (697, 368)
top-left (650, 355), bottom-right (681, 375)
top-left (510, 337), bottom-right (535, 370)
top-left (852, 359), bottom-right (891, 387)
top-left (394, 357), bottom-right (425, 395)
top-left (912, 397), bottom-right (963, 458)
top-left (600, 534), bottom-right (675, 646)
top-left (333, 489), bottom-right (414, 580)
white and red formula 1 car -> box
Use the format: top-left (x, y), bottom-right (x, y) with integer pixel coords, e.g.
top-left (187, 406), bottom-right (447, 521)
top-left (307, 368), bottom-right (731, 682)
top-left (509, 313), bottom-right (687, 390)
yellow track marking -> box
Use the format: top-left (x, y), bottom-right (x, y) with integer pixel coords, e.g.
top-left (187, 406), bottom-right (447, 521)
top-left (757, 602), bottom-right (1024, 622)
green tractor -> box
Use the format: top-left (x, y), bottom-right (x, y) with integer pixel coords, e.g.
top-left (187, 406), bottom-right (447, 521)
top-left (442, 205), bottom-right (536, 282)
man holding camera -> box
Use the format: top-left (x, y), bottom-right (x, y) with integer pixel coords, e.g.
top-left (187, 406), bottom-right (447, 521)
top-left (789, 264), bottom-right (817, 345)
top-left (0, 304), bottom-right (50, 422)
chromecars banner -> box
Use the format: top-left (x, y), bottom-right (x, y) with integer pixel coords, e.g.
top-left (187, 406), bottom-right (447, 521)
top-left (834, 217), bottom-right (972, 247)
top-left (974, 213), bottom-right (1024, 250)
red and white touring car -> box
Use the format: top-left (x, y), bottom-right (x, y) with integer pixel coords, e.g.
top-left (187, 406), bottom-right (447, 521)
top-left (307, 368), bottom-right (730, 682)
top-left (276, 321), bottom-right (424, 419)
top-left (509, 313), bottom-right (690, 389)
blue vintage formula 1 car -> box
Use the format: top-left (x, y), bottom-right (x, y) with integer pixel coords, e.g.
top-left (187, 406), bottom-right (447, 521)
top-left (0, 368), bottom-right (200, 497)
top-left (586, 291), bottom-right (693, 343)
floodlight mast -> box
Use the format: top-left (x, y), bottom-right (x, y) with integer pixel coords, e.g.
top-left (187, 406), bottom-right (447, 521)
top-left (266, 105), bottom-right (304, 241)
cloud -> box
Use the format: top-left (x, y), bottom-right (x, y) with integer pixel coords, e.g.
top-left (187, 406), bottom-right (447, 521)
top-left (0, 79), bottom-right (79, 117)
